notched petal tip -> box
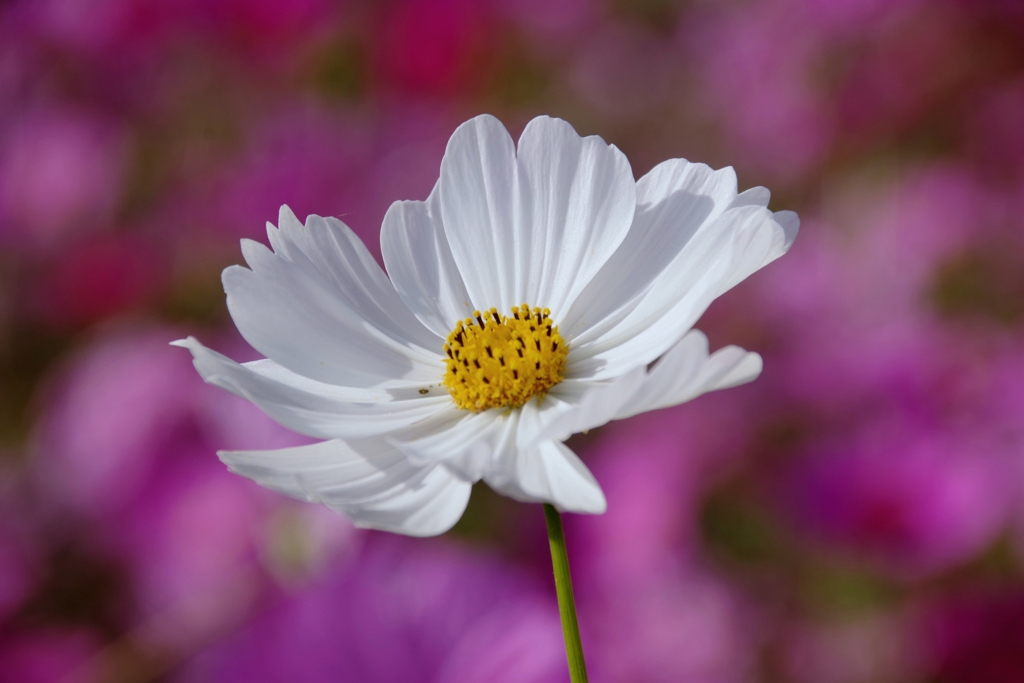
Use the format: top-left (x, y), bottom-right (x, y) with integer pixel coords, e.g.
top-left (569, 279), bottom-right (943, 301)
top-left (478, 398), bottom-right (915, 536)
top-left (277, 204), bottom-right (302, 231)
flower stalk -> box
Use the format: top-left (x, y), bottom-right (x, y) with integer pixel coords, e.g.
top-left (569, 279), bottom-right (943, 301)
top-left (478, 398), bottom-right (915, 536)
top-left (544, 503), bottom-right (589, 683)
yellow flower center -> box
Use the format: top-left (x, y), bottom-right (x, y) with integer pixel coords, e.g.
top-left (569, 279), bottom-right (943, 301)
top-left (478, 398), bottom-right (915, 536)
top-left (443, 305), bottom-right (568, 412)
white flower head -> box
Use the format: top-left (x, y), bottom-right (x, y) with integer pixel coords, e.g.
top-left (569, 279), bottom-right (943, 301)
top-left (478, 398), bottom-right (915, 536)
top-left (175, 115), bottom-right (798, 536)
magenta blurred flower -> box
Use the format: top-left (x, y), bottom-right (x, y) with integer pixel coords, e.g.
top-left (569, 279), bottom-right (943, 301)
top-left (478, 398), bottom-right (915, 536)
top-left (0, 109), bottom-right (127, 248)
top-left (834, 6), bottom-right (970, 139)
top-left (574, 402), bottom-right (751, 586)
top-left (782, 427), bottom-right (1011, 578)
top-left (188, 103), bottom-right (456, 262)
top-left (691, 5), bottom-right (834, 182)
top-left (782, 613), bottom-right (921, 683)
top-left (967, 79), bottom-right (1024, 179)
top-left (179, 537), bottom-right (566, 683)
top-left (29, 235), bottom-right (166, 329)
top-left (22, 0), bottom-right (189, 58)
top-left (692, 0), bottom-right (948, 182)
top-left (797, 0), bottom-right (925, 34)
top-left (0, 520), bottom-right (38, 622)
top-left (569, 408), bottom-right (759, 683)
top-left (32, 327), bottom-right (352, 652)
top-left (492, 0), bottom-right (594, 43)
top-left (919, 591), bottom-right (1024, 683)
top-left (203, 0), bottom-right (338, 62)
top-left (374, 0), bottom-right (492, 96)
top-left (569, 22), bottom-right (676, 120)
top-left (751, 167), bottom-right (992, 403)
top-left (0, 628), bottom-right (101, 683)
top-left (189, 105), bottom-right (375, 245)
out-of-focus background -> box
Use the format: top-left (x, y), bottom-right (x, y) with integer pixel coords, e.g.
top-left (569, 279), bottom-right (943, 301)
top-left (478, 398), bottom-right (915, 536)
top-left (1, 0), bottom-right (1024, 681)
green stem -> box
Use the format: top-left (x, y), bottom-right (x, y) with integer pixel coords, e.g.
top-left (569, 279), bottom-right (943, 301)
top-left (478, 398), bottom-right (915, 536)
top-left (544, 503), bottom-right (589, 683)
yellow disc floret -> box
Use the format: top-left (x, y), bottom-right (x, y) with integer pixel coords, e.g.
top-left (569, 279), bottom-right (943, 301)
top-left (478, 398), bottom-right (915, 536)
top-left (443, 305), bottom-right (568, 412)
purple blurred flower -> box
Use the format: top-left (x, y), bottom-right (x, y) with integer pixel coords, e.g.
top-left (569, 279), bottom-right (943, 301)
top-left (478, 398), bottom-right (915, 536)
top-left (782, 613), bottom-right (921, 683)
top-left (755, 166), bottom-right (990, 375)
top-left (188, 104), bottom-right (452, 261)
top-left (833, 6), bottom-right (970, 140)
top-left (690, 4), bottom-right (834, 182)
top-left (190, 106), bottom-right (374, 245)
top-left (691, 0), bottom-right (953, 182)
top-left (0, 108), bottom-right (127, 248)
top-left (782, 426), bottom-right (1011, 578)
top-left (492, 0), bottom-right (594, 44)
top-left (29, 235), bottom-right (166, 329)
top-left (31, 327), bottom-right (353, 652)
top-left (179, 537), bottom-right (566, 683)
top-left (918, 591), bottom-right (1024, 683)
top-left (21, 0), bottom-right (190, 59)
top-left (967, 79), bottom-right (1024, 180)
top-left (202, 0), bottom-right (338, 63)
top-left (0, 519), bottom-right (38, 622)
top-left (0, 628), bottom-right (101, 683)
top-left (569, 406), bottom-right (759, 683)
top-left (796, 0), bottom-right (924, 35)
top-left (374, 0), bottom-right (492, 96)
top-left (569, 22), bottom-right (676, 121)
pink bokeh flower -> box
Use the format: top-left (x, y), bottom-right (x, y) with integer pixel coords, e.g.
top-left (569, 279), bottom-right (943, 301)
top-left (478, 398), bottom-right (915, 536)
top-left (180, 537), bottom-right (566, 683)
top-left (0, 109), bottom-right (127, 248)
top-left (29, 235), bottom-right (166, 329)
top-left (374, 0), bottom-right (492, 96)
top-left (569, 405), bottom-right (760, 683)
top-left (31, 326), bottom-right (353, 653)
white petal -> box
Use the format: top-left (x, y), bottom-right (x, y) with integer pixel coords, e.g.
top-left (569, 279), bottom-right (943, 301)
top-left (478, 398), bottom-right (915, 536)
top-left (561, 160), bottom-right (739, 343)
top-left (484, 441), bottom-right (606, 514)
top-left (568, 204), bottom-right (795, 380)
top-left (391, 409), bottom-right (518, 482)
top-left (439, 115), bottom-right (635, 319)
top-left (380, 184), bottom-right (474, 338)
top-left (512, 116), bottom-right (635, 318)
top-left (173, 337), bottom-right (458, 441)
top-left (436, 115), bottom-right (518, 314)
top-left (219, 439), bottom-right (471, 537)
top-left (532, 369), bottom-right (647, 445)
top-left (730, 185), bottom-right (771, 209)
top-left (225, 207), bottom-right (443, 387)
top-left (615, 329), bottom-right (763, 419)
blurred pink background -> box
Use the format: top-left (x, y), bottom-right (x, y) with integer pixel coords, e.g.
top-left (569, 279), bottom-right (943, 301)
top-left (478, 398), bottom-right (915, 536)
top-left (1, 1), bottom-right (1024, 681)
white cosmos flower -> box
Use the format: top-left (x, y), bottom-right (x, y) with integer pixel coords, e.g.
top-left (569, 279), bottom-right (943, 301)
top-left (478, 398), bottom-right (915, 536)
top-left (175, 114), bottom-right (798, 537)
